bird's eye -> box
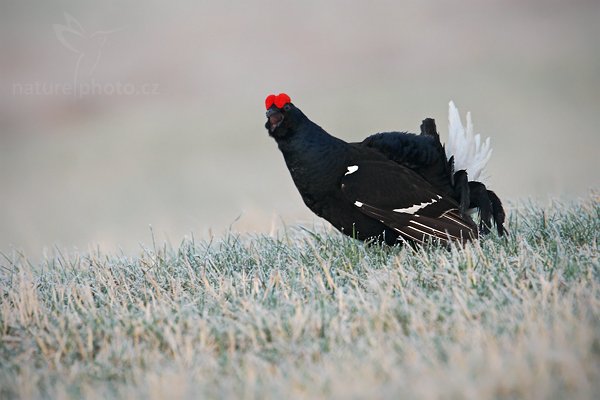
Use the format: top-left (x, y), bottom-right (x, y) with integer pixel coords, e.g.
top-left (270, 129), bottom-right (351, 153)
top-left (283, 104), bottom-right (291, 111)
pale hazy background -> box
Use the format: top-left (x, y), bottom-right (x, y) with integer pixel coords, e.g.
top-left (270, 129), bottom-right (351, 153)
top-left (1, 0), bottom-right (599, 258)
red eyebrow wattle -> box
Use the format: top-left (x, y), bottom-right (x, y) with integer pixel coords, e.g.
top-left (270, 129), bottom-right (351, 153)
top-left (265, 94), bottom-right (276, 109)
top-left (274, 93), bottom-right (291, 108)
top-left (265, 93), bottom-right (291, 109)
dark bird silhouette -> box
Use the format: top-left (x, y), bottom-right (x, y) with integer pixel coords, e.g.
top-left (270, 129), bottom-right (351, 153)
top-left (264, 93), bottom-right (505, 246)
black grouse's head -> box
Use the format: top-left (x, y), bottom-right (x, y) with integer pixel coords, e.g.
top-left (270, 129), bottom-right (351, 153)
top-left (264, 93), bottom-right (304, 139)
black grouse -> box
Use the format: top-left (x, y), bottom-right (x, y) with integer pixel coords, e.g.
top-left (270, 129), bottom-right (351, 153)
top-left (264, 93), bottom-right (505, 246)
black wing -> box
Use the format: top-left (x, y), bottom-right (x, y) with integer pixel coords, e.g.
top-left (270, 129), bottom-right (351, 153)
top-left (341, 160), bottom-right (477, 245)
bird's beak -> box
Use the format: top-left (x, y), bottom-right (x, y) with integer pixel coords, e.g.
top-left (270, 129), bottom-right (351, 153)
top-left (266, 107), bottom-right (284, 132)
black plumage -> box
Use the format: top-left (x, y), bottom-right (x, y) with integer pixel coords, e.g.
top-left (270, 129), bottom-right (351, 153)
top-left (265, 95), bottom-right (505, 246)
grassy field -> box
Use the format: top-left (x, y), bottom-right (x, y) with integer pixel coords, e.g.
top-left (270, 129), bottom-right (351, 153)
top-left (1, 195), bottom-right (599, 399)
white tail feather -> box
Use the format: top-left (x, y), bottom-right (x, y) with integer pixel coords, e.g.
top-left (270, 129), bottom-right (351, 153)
top-left (446, 101), bottom-right (492, 183)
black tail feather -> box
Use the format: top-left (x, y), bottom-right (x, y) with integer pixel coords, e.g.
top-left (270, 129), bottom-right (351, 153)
top-left (487, 189), bottom-right (507, 236)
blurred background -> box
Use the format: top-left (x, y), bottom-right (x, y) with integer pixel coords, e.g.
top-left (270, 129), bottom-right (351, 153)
top-left (1, 0), bottom-right (599, 259)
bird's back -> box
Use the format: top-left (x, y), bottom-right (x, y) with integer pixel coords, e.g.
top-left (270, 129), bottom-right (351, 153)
top-left (358, 129), bottom-right (454, 195)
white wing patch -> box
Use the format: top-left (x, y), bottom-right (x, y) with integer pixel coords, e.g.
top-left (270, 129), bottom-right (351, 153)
top-left (393, 198), bottom-right (437, 214)
top-left (345, 165), bottom-right (359, 175)
top-left (354, 201), bottom-right (363, 207)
